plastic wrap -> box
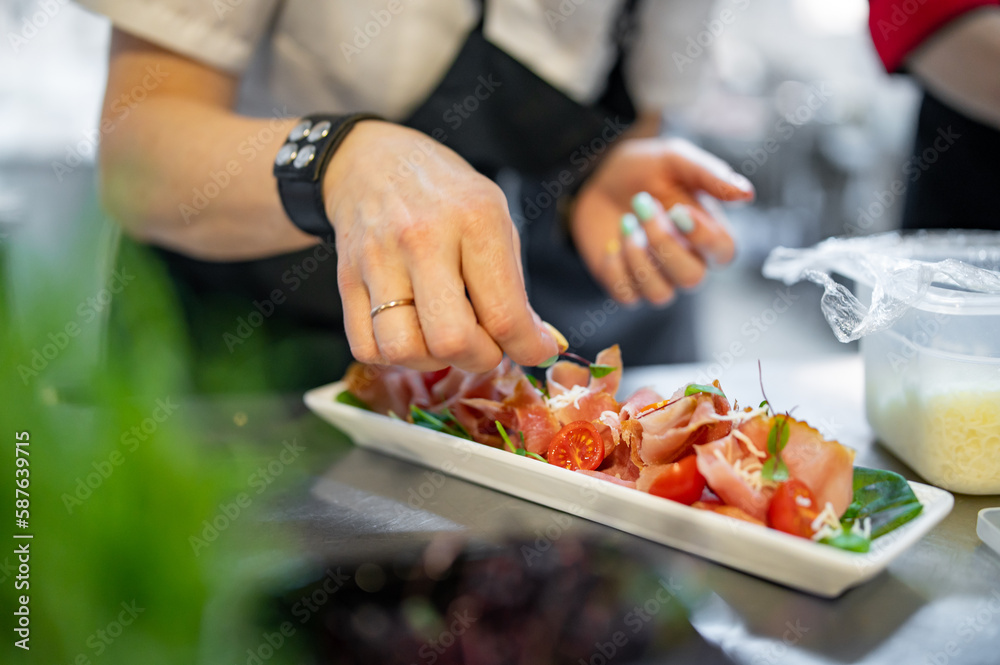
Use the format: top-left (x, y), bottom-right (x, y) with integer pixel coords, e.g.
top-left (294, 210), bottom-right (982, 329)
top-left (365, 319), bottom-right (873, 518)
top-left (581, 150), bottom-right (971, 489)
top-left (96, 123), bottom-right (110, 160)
top-left (762, 231), bottom-right (1000, 342)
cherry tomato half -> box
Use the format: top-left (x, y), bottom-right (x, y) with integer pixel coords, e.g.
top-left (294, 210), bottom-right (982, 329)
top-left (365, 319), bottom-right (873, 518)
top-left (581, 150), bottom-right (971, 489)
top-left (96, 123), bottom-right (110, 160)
top-left (645, 455), bottom-right (706, 505)
top-left (422, 368), bottom-right (451, 392)
top-left (768, 479), bottom-right (819, 539)
top-left (547, 421), bottom-right (605, 471)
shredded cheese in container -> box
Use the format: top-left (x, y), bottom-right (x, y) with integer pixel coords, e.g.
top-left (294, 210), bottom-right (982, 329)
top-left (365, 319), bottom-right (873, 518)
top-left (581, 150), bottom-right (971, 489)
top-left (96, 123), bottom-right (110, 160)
top-left (869, 389), bottom-right (1000, 494)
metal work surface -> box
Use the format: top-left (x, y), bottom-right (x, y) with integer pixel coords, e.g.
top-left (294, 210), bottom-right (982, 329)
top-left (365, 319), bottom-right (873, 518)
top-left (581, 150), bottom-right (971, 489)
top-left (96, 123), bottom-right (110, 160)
top-left (267, 355), bottom-right (1000, 664)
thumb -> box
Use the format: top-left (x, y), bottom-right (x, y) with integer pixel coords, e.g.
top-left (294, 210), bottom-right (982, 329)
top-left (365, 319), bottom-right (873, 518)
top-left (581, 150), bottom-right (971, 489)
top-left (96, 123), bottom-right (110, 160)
top-left (662, 141), bottom-right (755, 202)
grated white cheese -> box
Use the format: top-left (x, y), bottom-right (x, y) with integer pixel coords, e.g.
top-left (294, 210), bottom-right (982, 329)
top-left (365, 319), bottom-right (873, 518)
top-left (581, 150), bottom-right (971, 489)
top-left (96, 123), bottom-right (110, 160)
top-left (710, 405), bottom-right (770, 426)
top-left (732, 429), bottom-right (767, 459)
top-left (546, 385), bottom-right (591, 411)
top-left (851, 516), bottom-right (872, 540)
top-left (794, 495), bottom-right (813, 508)
top-left (810, 502), bottom-right (843, 541)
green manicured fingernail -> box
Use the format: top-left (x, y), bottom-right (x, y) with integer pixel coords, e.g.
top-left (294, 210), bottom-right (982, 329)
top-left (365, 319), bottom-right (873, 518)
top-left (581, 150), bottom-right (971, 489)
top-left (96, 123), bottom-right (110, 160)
top-left (620, 212), bottom-right (640, 237)
top-left (631, 191), bottom-right (656, 222)
top-left (668, 204), bottom-right (695, 234)
top-left (538, 355), bottom-right (559, 368)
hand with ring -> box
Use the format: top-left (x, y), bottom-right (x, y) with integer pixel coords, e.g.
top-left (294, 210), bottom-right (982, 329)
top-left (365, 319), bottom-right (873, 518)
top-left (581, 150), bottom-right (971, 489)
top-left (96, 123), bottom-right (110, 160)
top-left (324, 120), bottom-right (566, 373)
top-left (571, 137), bottom-right (755, 306)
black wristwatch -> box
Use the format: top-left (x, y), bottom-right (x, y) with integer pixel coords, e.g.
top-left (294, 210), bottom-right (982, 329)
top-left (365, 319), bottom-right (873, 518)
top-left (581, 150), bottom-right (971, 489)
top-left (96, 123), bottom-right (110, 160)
top-left (273, 112), bottom-right (383, 236)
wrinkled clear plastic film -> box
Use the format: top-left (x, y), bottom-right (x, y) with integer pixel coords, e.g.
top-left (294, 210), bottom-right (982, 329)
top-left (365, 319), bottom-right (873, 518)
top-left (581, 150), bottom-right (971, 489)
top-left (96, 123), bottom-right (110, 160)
top-left (762, 232), bottom-right (1000, 342)
top-left (764, 231), bottom-right (1000, 494)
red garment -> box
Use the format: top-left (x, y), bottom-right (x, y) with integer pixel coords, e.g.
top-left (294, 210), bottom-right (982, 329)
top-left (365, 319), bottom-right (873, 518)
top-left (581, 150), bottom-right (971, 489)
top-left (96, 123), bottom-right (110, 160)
top-left (869, 0), bottom-right (999, 72)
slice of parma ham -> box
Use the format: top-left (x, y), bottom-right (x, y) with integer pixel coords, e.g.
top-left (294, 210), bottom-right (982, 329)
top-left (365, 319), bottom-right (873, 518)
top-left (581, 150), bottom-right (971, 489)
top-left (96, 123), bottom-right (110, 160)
top-left (695, 414), bottom-right (855, 523)
top-left (632, 384), bottom-right (732, 466)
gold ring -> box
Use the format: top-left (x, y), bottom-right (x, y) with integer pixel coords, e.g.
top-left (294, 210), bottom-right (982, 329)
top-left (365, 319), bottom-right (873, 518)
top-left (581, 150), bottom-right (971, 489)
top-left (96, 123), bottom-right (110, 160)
top-left (605, 238), bottom-right (622, 255)
top-left (370, 298), bottom-right (416, 318)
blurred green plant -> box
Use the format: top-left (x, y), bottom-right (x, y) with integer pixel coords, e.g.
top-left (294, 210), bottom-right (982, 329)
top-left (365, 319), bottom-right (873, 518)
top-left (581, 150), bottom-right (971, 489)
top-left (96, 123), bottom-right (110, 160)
top-left (0, 205), bottom-right (314, 665)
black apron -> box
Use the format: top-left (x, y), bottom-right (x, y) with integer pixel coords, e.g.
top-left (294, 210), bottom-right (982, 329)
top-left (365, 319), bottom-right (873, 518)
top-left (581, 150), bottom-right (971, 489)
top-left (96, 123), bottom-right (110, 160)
top-left (901, 90), bottom-right (1000, 232)
top-left (115, 0), bottom-right (696, 392)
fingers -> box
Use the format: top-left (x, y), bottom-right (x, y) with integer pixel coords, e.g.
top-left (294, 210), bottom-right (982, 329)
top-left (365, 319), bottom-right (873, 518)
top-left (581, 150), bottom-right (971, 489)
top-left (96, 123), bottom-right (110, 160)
top-left (460, 212), bottom-right (560, 367)
top-left (630, 192), bottom-right (707, 289)
top-left (620, 213), bottom-right (676, 306)
top-left (644, 183), bottom-right (736, 267)
top-left (364, 264), bottom-right (448, 372)
top-left (339, 261), bottom-right (383, 365)
top-left (409, 252), bottom-right (506, 373)
top-left (661, 140), bottom-right (755, 203)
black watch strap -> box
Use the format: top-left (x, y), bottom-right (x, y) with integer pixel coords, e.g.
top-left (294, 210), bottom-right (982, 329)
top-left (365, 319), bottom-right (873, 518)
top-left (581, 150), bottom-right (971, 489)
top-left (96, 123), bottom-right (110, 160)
top-left (273, 113), bottom-right (383, 237)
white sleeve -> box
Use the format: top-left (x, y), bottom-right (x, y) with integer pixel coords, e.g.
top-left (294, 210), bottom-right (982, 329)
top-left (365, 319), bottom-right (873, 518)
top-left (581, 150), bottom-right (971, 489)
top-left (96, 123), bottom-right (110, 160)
top-left (625, 0), bottom-right (715, 113)
top-left (73, 0), bottom-right (281, 73)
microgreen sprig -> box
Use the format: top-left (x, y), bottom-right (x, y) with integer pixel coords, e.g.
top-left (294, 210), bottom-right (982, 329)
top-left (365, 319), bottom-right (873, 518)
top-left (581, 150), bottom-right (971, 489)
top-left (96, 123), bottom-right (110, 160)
top-left (496, 421), bottom-right (546, 461)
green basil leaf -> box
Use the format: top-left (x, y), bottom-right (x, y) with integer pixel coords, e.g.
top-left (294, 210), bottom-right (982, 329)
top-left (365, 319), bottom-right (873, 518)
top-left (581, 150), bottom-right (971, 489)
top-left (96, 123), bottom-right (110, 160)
top-left (821, 532), bottom-right (871, 553)
top-left (685, 383), bottom-right (726, 398)
top-left (844, 467), bottom-right (923, 540)
top-left (335, 390), bottom-right (371, 411)
top-left (589, 364), bottom-right (617, 379)
top-left (761, 457), bottom-right (775, 482)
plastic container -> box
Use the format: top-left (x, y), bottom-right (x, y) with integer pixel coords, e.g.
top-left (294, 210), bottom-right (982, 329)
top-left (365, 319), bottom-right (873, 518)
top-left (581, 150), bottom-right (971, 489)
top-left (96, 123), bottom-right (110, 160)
top-left (763, 231), bottom-right (1000, 494)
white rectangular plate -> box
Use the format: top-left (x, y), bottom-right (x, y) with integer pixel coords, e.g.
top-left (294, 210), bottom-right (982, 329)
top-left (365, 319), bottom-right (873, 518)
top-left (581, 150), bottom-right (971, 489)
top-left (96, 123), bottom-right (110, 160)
top-left (305, 381), bottom-right (954, 598)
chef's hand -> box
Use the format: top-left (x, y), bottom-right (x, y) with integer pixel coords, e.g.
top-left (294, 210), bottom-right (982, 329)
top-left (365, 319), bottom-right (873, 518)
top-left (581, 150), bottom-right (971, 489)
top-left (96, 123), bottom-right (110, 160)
top-left (571, 137), bottom-right (755, 306)
top-left (324, 120), bottom-right (563, 373)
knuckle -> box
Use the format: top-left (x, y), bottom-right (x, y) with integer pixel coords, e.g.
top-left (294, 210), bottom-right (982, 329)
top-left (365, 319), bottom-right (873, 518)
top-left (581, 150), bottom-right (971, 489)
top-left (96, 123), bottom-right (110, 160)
top-left (349, 341), bottom-right (380, 365)
top-left (479, 305), bottom-right (520, 341)
top-left (426, 326), bottom-right (474, 361)
top-left (675, 263), bottom-right (706, 289)
top-left (654, 285), bottom-right (677, 306)
top-left (395, 217), bottom-right (435, 253)
top-left (456, 349), bottom-right (504, 374)
top-left (379, 332), bottom-right (425, 366)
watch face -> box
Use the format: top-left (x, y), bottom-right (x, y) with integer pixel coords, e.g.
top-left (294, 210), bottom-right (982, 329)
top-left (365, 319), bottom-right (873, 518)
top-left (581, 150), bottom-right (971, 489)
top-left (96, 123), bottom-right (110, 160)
top-left (289, 120), bottom-right (313, 141)
top-left (275, 142), bottom-right (298, 167)
top-left (307, 121), bottom-right (332, 142)
top-left (293, 144), bottom-right (317, 169)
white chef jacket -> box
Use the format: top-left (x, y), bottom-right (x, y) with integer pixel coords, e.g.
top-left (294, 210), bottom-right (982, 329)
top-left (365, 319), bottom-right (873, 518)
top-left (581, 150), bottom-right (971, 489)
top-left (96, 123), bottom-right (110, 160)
top-left (75, 0), bottom-right (711, 120)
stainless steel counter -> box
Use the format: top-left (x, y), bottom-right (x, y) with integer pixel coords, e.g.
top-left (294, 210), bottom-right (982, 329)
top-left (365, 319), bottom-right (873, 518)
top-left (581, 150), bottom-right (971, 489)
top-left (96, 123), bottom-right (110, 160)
top-left (273, 355), bottom-right (1000, 664)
